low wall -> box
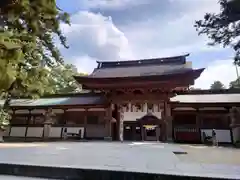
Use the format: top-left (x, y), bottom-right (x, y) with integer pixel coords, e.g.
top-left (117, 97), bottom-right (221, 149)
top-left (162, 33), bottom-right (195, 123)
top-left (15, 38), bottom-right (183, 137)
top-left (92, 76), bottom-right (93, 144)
top-left (200, 129), bottom-right (232, 143)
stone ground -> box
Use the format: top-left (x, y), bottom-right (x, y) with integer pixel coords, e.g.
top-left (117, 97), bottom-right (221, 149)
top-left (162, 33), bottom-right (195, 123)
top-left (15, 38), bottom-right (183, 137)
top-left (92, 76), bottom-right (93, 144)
top-left (0, 142), bottom-right (240, 179)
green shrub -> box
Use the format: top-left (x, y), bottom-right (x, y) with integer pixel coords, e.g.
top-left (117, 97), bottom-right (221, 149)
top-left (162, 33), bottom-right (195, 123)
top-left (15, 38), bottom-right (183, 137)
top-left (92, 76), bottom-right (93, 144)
top-left (0, 107), bottom-right (10, 130)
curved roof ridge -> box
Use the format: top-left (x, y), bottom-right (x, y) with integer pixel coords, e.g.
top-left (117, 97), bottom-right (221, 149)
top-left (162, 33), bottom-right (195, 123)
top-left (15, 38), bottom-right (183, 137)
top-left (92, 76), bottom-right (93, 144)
top-left (96, 54), bottom-right (190, 65)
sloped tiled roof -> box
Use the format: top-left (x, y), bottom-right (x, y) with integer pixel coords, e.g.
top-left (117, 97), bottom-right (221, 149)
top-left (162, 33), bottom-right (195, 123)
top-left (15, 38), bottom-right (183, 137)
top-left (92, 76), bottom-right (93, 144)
top-left (170, 94), bottom-right (240, 103)
top-left (91, 63), bottom-right (192, 78)
top-left (0, 96), bottom-right (106, 108)
top-left (91, 55), bottom-right (192, 78)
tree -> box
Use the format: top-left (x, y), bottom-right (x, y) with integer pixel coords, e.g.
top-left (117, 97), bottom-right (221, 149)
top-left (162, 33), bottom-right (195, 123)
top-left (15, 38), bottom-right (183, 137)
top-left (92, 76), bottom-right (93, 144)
top-left (46, 64), bottom-right (86, 95)
top-left (0, 0), bottom-right (70, 101)
top-left (229, 78), bottom-right (240, 88)
top-left (0, 0), bottom-right (70, 140)
top-left (189, 87), bottom-right (201, 90)
top-left (210, 81), bottom-right (225, 90)
top-left (195, 0), bottom-right (240, 65)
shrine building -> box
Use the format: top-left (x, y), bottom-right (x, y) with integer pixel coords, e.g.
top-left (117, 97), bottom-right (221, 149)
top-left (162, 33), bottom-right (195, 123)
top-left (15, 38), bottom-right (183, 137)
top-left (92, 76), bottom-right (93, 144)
top-left (1, 54), bottom-right (240, 144)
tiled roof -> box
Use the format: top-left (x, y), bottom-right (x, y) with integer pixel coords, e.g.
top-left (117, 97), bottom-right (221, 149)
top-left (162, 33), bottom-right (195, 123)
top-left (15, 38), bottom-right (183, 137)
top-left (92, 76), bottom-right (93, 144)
top-left (91, 62), bottom-right (192, 78)
top-left (90, 55), bottom-right (193, 78)
top-left (0, 96), bottom-right (106, 108)
top-left (170, 94), bottom-right (240, 103)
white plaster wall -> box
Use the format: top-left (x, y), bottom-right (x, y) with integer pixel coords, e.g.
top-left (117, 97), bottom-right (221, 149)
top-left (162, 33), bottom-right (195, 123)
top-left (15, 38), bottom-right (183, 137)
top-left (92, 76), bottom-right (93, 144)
top-left (123, 103), bottom-right (162, 121)
top-left (26, 127), bottom-right (43, 137)
top-left (10, 127), bottom-right (26, 137)
top-left (49, 127), bottom-right (62, 138)
top-left (200, 129), bottom-right (232, 143)
top-left (85, 125), bottom-right (107, 138)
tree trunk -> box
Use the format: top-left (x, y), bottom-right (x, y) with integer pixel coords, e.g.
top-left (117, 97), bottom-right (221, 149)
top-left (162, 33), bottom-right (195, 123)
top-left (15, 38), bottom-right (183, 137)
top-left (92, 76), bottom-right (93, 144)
top-left (0, 130), bottom-right (4, 142)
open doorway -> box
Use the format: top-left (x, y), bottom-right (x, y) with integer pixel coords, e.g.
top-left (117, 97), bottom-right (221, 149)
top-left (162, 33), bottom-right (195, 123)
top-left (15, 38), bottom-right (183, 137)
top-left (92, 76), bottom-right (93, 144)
top-left (144, 125), bottom-right (158, 141)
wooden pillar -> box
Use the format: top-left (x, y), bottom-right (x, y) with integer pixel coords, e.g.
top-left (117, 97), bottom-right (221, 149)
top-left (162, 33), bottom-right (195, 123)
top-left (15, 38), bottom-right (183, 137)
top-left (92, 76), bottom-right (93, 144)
top-left (61, 109), bottom-right (67, 139)
top-left (9, 109), bottom-right (15, 136)
top-left (83, 108), bottom-right (88, 139)
top-left (118, 105), bottom-right (124, 142)
top-left (165, 101), bottom-right (172, 141)
top-left (105, 105), bottom-right (112, 139)
top-left (25, 109), bottom-right (32, 139)
top-left (196, 108), bottom-right (201, 142)
top-left (141, 126), bottom-right (145, 141)
top-left (156, 126), bottom-right (160, 141)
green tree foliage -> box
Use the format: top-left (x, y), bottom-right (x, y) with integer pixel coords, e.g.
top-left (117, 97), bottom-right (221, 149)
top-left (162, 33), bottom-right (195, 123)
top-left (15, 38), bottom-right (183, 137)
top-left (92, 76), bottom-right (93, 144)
top-left (189, 87), bottom-right (201, 90)
top-left (0, 106), bottom-right (10, 130)
top-left (0, 0), bottom-right (70, 99)
top-left (46, 64), bottom-right (86, 94)
top-left (0, 1), bottom-right (70, 130)
top-left (210, 81), bottom-right (225, 90)
top-left (229, 78), bottom-right (240, 88)
top-left (195, 0), bottom-right (240, 65)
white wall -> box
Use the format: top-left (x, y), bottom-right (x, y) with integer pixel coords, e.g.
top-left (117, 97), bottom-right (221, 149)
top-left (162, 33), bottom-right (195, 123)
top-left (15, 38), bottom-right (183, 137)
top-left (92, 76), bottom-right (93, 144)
top-left (200, 129), bottom-right (232, 143)
top-left (10, 127), bottom-right (26, 137)
top-left (123, 103), bottom-right (162, 121)
top-left (49, 127), bottom-right (62, 138)
top-left (85, 125), bottom-right (107, 138)
top-left (26, 127), bottom-right (43, 137)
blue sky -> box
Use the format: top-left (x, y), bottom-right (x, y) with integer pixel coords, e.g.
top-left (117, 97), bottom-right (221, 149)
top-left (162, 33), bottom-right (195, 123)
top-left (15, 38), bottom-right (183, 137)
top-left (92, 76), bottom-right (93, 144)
top-left (56, 0), bottom-right (237, 89)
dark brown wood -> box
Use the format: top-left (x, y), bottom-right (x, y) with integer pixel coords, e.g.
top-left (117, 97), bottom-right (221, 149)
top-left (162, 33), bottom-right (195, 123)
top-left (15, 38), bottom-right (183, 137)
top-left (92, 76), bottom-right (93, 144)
top-left (137, 114), bottom-right (162, 125)
top-left (109, 93), bottom-right (169, 103)
top-left (10, 104), bottom-right (108, 110)
top-left (81, 80), bottom-right (194, 90)
top-left (171, 102), bottom-right (240, 108)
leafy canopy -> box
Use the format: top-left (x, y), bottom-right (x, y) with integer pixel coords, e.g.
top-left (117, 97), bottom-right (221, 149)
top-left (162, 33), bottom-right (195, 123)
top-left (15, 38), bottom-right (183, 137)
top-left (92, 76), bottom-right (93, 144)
top-left (46, 64), bottom-right (86, 95)
top-left (210, 80), bottom-right (225, 90)
top-left (195, 0), bottom-right (240, 65)
top-left (0, 0), bottom-right (70, 98)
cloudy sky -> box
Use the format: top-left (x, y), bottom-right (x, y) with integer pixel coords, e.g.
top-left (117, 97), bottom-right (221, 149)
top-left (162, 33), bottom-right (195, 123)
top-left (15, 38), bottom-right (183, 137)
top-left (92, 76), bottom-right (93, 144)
top-left (56, 0), bottom-right (238, 89)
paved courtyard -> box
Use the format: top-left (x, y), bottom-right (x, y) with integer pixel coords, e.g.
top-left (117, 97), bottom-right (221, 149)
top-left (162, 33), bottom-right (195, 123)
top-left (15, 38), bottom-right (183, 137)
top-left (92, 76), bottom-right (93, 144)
top-left (0, 142), bottom-right (240, 179)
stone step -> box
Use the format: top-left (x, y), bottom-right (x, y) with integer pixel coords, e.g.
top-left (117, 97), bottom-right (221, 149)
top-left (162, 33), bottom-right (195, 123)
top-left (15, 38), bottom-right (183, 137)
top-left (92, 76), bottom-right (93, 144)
top-left (0, 163), bottom-right (234, 180)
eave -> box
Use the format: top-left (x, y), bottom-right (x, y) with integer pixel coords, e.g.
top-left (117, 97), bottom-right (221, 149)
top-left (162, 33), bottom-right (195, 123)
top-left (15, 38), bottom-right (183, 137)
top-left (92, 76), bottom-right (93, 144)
top-left (74, 68), bottom-right (204, 90)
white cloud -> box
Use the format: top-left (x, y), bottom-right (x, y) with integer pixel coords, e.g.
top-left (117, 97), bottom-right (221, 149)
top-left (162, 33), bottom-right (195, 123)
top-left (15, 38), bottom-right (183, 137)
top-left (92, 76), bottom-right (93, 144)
top-left (80, 0), bottom-right (149, 10)
top-left (60, 0), bottom-right (235, 89)
top-left (195, 60), bottom-right (238, 89)
top-left (61, 11), bottom-right (134, 73)
top-left (119, 0), bottom-right (221, 58)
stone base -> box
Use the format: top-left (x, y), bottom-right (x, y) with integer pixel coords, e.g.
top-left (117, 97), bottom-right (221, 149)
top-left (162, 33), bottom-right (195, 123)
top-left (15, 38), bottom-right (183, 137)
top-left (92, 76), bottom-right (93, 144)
top-left (104, 137), bottom-right (112, 141)
top-left (0, 163), bottom-right (232, 180)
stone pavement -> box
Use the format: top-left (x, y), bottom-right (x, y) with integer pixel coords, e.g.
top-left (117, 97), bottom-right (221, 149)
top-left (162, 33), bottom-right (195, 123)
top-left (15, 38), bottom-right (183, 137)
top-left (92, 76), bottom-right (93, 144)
top-left (0, 142), bottom-right (239, 179)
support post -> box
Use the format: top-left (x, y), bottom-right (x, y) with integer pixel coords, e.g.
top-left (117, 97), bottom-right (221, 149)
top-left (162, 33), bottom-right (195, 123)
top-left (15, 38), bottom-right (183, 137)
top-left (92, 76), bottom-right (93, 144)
top-left (118, 105), bottom-right (124, 142)
top-left (105, 105), bottom-right (112, 140)
top-left (196, 108), bottom-right (201, 143)
top-left (83, 108), bottom-right (88, 139)
top-left (165, 102), bottom-right (173, 141)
